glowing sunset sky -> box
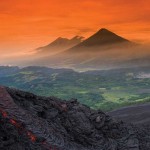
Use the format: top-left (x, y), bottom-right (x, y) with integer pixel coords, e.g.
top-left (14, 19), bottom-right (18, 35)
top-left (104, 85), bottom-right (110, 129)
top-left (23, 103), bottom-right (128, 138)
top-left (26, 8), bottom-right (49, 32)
top-left (0, 0), bottom-right (150, 58)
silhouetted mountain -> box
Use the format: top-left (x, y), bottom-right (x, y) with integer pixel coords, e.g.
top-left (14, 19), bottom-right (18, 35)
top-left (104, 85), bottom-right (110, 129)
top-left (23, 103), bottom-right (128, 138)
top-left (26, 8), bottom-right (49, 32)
top-left (18, 28), bottom-right (148, 70)
top-left (67, 28), bottom-right (134, 53)
top-left (36, 36), bottom-right (84, 55)
top-left (1, 86), bottom-right (150, 149)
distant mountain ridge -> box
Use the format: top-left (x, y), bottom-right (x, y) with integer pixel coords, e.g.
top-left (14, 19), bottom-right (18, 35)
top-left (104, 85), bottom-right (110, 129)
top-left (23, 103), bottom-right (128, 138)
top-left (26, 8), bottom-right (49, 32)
top-left (16, 28), bottom-right (148, 70)
top-left (66, 28), bottom-right (134, 53)
top-left (36, 36), bottom-right (84, 55)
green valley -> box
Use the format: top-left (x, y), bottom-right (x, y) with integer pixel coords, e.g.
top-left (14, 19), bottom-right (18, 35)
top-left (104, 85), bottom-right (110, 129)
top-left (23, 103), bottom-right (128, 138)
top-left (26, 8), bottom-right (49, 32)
top-left (0, 66), bottom-right (150, 111)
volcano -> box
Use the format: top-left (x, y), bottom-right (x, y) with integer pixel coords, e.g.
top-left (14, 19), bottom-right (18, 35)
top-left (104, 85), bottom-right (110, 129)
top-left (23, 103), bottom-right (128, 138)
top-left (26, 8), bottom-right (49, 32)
top-left (20, 28), bottom-right (144, 70)
top-left (0, 86), bottom-right (150, 149)
top-left (36, 36), bottom-right (84, 56)
top-left (66, 28), bottom-right (134, 53)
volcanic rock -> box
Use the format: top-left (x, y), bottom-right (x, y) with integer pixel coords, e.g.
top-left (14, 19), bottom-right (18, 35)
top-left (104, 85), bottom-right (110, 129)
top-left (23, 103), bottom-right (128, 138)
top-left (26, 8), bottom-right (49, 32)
top-left (0, 86), bottom-right (150, 150)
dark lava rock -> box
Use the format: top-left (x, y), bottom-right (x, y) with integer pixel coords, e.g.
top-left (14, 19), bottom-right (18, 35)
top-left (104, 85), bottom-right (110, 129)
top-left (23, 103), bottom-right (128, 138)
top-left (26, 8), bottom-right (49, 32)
top-left (0, 86), bottom-right (150, 150)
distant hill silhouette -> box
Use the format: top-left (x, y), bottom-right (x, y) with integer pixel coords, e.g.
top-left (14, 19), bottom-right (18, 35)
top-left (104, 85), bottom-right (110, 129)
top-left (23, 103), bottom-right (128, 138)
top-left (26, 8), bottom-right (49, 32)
top-left (36, 36), bottom-right (84, 55)
top-left (20, 28), bottom-right (147, 70)
top-left (66, 28), bottom-right (134, 53)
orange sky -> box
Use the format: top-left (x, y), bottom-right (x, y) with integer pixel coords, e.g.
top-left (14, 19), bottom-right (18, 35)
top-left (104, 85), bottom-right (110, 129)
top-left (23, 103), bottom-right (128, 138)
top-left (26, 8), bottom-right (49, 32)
top-left (0, 0), bottom-right (150, 58)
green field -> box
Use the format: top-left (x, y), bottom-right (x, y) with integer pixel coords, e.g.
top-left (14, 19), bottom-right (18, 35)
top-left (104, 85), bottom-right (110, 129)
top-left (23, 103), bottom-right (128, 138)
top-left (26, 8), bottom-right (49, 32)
top-left (0, 66), bottom-right (150, 111)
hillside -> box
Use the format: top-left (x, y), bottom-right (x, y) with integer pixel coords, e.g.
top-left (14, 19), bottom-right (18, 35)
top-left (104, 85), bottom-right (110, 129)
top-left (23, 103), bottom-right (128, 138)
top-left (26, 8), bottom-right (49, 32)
top-left (0, 66), bottom-right (19, 77)
top-left (108, 102), bottom-right (150, 125)
top-left (0, 86), bottom-right (150, 149)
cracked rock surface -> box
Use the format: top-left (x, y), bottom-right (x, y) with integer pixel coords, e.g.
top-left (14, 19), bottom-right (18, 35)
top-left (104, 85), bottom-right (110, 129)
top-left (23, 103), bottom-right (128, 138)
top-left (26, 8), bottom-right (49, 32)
top-left (0, 86), bottom-right (150, 150)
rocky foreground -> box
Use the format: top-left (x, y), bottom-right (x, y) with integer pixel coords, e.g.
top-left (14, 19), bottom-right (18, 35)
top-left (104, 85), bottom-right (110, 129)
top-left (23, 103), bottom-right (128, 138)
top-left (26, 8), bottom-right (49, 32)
top-left (0, 86), bottom-right (150, 150)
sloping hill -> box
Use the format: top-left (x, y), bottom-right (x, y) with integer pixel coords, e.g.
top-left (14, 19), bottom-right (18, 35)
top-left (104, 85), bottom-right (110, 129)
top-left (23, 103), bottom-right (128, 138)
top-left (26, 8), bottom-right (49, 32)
top-left (0, 66), bottom-right (19, 77)
top-left (108, 102), bottom-right (150, 125)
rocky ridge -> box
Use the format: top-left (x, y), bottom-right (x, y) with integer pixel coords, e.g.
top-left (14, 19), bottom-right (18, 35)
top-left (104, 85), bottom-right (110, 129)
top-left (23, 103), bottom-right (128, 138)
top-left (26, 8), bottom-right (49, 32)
top-left (0, 86), bottom-right (150, 150)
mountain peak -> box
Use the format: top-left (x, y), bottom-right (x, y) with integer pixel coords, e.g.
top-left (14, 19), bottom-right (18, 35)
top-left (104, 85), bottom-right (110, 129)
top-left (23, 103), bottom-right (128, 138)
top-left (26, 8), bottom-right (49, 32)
top-left (98, 28), bottom-right (111, 32)
top-left (52, 37), bottom-right (69, 44)
top-left (67, 28), bottom-right (133, 52)
top-left (55, 37), bottom-right (69, 41)
top-left (96, 28), bottom-right (119, 35)
top-left (36, 36), bottom-right (83, 55)
top-left (95, 28), bottom-right (125, 38)
top-left (77, 28), bottom-right (130, 47)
